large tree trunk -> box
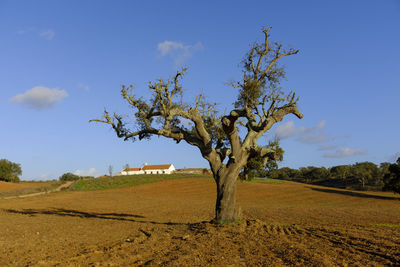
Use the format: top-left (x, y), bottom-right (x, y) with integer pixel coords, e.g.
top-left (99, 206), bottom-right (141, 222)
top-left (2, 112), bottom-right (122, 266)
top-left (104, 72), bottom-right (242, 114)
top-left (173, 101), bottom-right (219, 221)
top-left (214, 169), bottom-right (239, 223)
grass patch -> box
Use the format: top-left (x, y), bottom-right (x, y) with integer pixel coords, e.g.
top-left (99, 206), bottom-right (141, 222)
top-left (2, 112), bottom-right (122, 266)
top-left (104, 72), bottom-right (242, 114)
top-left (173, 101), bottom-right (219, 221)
top-left (373, 223), bottom-right (400, 228)
top-left (246, 178), bottom-right (285, 184)
top-left (70, 174), bottom-right (210, 191)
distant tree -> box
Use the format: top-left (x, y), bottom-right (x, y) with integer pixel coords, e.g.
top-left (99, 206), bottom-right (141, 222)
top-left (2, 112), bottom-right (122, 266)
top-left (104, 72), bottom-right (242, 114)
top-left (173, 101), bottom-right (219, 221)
top-left (269, 167), bottom-right (296, 180)
top-left (300, 166), bottom-right (329, 183)
top-left (329, 165), bottom-right (351, 181)
top-left (0, 159), bottom-right (22, 183)
top-left (91, 27), bottom-right (303, 223)
top-left (59, 172), bottom-right (80, 182)
top-left (124, 163), bottom-right (130, 171)
top-left (241, 138), bottom-right (284, 180)
top-left (383, 157), bottom-right (400, 194)
top-left (379, 162), bottom-right (391, 177)
top-left (108, 165), bottom-right (113, 176)
top-left (286, 168), bottom-right (302, 180)
top-left (241, 154), bottom-right (264, 180)
top-left (351, 162), bottom-right (380, 189)
top-left (264, 138), bottom-right (284, 172)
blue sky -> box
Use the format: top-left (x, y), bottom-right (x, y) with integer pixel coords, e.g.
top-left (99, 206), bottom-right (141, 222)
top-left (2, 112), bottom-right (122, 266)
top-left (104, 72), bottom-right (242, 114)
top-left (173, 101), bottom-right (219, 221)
top-left (1, 0), bottom-right (399, 180)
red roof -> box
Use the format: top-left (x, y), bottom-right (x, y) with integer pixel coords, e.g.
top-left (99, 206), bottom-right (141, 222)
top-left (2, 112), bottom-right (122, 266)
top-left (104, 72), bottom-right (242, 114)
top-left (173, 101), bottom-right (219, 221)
top-left (124, 168), bottom-right (141, 172)
top-left (142, 164), bottom-right (172, 170)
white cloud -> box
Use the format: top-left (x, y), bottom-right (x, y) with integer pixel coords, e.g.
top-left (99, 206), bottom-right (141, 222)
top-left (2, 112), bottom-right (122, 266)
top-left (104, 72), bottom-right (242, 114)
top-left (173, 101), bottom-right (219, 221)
top-left (39, 173), bottom-right (53, 180)
top-left (74, 168), bottom-right (100, 177)
top-left (297, 134), bottom-right (329, 144)
top-left (10, 86), bottom-right (68, 110)
top-left (40, 29), bottom-right (55, 40)
top-left (323, 147), bottom-right (367, 158)
top-left (274, 121), bottom-right (305, 139)
top-left (314, 120), bottom-right (326, 130)
top-left (157, 40), bottom-right (203, 65)
top-left (274, 120), bottom-right (326, 140)
top-left (78, 83), bottom-right (90, 92)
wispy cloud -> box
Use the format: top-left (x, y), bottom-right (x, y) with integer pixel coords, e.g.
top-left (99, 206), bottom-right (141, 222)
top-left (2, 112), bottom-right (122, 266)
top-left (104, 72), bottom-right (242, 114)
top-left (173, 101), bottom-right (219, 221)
top-left (39, 29), bottom-right (55, 40)
top-left (389, 152), bottom-right (400, 162)
top-left (16, 28), bottom-right (55, 40)
top-left (10, 86), bottom-right (68, 110)
top-left (318, 145), bottom-right (338, 151)
top-left (157, 40), bottom-right (203, 65)
top-left (274, 120), bottom-right (326, 140)
top-left (297, 134), bottom-right (329, 144)
top-left (323, 147), bottom-right (367, 158)
top-left (16, 29), bottom-right (27, 35)
top-left (78, 83), bottom-right (90, 92)
top-left (74, 168), bottom-right (101, 177)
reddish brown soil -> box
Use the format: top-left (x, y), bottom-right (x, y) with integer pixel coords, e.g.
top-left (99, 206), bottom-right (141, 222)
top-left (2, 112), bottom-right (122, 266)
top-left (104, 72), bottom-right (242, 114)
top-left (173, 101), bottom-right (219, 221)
top-left (0, 178), bottom-right (399, 266)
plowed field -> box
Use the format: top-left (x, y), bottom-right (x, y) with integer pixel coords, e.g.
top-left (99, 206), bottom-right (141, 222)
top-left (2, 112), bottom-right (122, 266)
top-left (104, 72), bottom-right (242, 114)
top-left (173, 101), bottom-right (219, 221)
top-left (1, 178), bottom-right (399, 266)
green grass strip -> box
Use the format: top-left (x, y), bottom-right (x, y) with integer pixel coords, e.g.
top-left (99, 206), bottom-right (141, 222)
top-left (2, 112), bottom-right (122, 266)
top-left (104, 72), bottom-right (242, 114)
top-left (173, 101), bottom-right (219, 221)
top-left (70, 174), bottom-right (209, 191)
top-left (373, 223), bottom-right (400, 228)
top-left (245, 178), bottom-right (285, 184)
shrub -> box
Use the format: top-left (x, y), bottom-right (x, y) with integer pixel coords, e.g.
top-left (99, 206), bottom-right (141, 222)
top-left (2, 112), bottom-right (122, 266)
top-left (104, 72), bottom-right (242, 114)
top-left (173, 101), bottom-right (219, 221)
top-left (59, 172), bottom-right (81, 182)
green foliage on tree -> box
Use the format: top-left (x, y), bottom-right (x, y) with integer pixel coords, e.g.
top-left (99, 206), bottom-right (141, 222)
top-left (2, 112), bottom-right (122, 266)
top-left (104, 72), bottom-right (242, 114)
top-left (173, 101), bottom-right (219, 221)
top-left (0, 159), bottom-right (22, 183)
top-left (383, 157), bottom-right (400, 194)
top-left (268, 160), bottom-right (393, 191)
top-left (241, 138), bottom-right (284, 180)
top-left (351, 162), bottom-right (380, 189)
top-left (269, 167), bottom-right (300, 180)
top-left (59, 172), bottom-right (81, 182)
top-left (299, 166), bottom-right (329, 183)
top-left (330, 165), bottom-right (352, 180)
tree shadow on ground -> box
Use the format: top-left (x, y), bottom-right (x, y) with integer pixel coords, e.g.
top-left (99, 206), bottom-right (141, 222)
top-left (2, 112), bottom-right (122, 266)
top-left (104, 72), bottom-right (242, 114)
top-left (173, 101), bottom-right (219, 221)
top-left (3, 208), bottom-right (189, 225)
top-left (307, 187), bottom-right (399, 200)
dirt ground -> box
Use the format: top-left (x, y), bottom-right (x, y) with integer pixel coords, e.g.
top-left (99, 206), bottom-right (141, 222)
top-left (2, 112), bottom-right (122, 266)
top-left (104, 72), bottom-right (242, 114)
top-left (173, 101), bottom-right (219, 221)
top-left (0, 181), bottom-right (56, 193)
top-left (0, 178), bottom-right (399, 266)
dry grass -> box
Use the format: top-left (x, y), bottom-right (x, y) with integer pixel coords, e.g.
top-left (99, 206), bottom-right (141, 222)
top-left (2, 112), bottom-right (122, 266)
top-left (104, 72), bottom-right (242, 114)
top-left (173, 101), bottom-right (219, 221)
top-left (0, 180), bottom-right (62, 197)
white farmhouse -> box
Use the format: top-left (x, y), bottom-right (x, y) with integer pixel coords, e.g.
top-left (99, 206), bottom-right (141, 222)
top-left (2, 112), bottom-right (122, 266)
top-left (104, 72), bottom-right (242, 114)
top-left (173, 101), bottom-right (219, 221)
top-left (120, 164), bottom-right (175, 175)
top-left (142, 164), bottom-right (175, 174)
top-left (121, 168), bottom-right (144, 175)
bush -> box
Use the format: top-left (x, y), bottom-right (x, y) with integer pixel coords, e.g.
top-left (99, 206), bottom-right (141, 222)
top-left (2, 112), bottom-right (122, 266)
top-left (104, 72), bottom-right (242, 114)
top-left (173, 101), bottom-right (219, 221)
top-left (0, 159), bottom-right (22, 183)
top-left (59, 172), bottom-right (81, 182)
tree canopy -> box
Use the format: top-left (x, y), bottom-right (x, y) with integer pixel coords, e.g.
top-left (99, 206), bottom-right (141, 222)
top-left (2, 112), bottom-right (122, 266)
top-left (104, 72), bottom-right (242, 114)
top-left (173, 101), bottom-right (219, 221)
top-left (383, 157), bottom-right (400, 194)
top-left (0, 159), bottom-right (22, 183)
top-left (241, 137), bottom-right (284, 180)
top-left (92, 27), bottom-right (303, 223)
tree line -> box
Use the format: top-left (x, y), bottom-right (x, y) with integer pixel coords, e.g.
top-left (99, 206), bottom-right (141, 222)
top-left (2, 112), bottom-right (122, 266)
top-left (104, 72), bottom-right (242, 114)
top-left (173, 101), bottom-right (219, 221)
top-left (250, 157), bottom-right (400, 194)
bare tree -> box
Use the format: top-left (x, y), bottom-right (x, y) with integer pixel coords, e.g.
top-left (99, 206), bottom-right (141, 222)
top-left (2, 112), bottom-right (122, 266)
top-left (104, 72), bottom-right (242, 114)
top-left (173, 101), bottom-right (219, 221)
top-left (91, 27), bottom-right (303, 223)
top-left (124, 163), bottom-right (130, 171)
top-left (108, 165), bottom-right (113, 177)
